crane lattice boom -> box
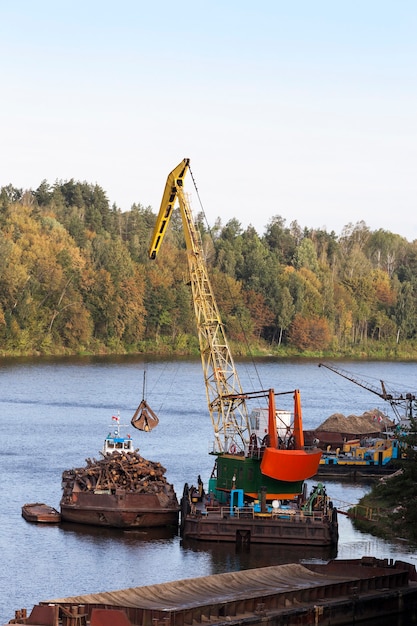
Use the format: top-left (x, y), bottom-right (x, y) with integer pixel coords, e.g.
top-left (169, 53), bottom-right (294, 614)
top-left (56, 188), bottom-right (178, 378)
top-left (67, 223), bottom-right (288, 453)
top-left (318, 362), bottom-right (416, 421)
top-left (149, 159), bottom-right (250, 453)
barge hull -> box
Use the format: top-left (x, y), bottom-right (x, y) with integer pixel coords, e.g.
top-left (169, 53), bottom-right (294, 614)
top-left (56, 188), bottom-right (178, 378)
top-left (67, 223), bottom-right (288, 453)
top-left (22, 503), bottom-right (61, 524)
top-left (60, 492), bottom-right (179, 528)
top-left (315, 464), bottom-right (398, 480)
top-left (11, 557), bottom-right (416, 626)
top-left (182, 511), bottom-right (338, 546)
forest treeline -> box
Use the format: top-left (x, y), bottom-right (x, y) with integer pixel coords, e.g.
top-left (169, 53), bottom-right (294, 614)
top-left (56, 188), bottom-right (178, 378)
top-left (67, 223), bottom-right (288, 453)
top-left (1, 179), bottom-right (417, 359)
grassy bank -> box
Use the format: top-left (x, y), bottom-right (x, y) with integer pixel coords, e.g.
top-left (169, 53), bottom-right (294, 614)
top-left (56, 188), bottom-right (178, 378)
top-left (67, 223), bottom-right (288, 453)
top-left (349, 462), bottom-right (417, 546)
top-left (2, 335), bottom-right (417, 361)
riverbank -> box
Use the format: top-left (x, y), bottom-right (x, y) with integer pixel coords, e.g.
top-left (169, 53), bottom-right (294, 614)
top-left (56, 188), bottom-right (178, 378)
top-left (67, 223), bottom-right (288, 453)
top-left (350, 464), bottom-right (417, 546)
top-left (2, 335), bottom-right (417, 361)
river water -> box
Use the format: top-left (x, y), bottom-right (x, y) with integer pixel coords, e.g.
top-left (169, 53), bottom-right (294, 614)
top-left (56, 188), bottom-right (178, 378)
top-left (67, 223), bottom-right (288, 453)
top-left (1, 356), bottom-right (417, 625)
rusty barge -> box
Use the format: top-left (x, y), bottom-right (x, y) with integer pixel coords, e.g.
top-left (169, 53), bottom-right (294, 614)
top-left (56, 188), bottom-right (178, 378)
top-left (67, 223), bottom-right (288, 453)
top-left (181, 478), bottom-right (338, 547)
top-left (59, 408), bottom-right (179, 529)
top-left (7, 557), bottom-right (417, 626)
top-left (22, 503), bottom-right (61, 524)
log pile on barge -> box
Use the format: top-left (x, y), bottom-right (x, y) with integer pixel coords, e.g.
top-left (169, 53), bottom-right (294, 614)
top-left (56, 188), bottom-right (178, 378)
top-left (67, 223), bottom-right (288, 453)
top-left (59, 413), bottom-right (179, 529)
top-left (61, 450), bottom-right (170, 497)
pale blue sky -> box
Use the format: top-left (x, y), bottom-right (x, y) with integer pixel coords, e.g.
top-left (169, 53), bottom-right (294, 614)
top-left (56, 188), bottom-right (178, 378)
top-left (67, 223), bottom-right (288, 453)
top-left (2, 1), bottom-right (416, 239)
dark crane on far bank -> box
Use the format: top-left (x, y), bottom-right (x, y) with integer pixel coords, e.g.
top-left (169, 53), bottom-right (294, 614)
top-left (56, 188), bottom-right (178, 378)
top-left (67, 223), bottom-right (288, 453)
top-left (318, 363), bottom-right (416, 423)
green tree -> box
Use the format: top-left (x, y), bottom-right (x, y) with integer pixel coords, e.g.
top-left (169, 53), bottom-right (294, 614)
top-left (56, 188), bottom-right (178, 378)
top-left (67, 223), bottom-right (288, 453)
top-left (366, 229), bottom-right (408, 277)
top-left (276, 286), bottom-right (295, 346)
top-left (293, 238), bottom-right (319, 272)
top-left (264, 215), bottom-right (296, 264)
top-left (395, 281), bottom-right (416, 342)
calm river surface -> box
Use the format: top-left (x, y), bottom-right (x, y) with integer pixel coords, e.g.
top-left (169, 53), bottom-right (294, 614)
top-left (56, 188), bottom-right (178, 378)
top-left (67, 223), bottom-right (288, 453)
top-left (1, 356), bottom-right (417, 625)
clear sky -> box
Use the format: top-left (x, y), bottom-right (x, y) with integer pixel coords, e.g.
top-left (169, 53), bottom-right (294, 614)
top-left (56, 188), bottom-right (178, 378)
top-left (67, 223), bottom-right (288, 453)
top-left (2, 1), bottom-right (417, 240)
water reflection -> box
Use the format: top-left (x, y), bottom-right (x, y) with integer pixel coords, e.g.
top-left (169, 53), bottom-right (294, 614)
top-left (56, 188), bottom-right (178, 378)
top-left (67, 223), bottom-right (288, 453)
top-left (181, 538), bottom-right (338, 570)
top-left (2, 356), bottom-right (417, 626)
top-left (59, 522), bottom-right (178, 543)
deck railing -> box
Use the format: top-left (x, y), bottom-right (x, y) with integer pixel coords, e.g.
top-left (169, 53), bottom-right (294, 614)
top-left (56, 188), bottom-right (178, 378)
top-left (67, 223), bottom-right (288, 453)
top-left (194, 505), bottom-right (329, 523)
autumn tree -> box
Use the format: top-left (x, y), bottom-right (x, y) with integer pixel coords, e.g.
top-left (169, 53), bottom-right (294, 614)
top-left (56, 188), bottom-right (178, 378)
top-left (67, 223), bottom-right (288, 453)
top-left (288, 314), bottom-right (331, 351)
top-left (244, 289), bottom-right (275, 340)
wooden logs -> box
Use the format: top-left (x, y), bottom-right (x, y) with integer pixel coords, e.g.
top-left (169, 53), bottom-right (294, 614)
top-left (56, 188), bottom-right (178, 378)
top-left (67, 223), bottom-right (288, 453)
top-left (61, 450), bottom-right (175, 499)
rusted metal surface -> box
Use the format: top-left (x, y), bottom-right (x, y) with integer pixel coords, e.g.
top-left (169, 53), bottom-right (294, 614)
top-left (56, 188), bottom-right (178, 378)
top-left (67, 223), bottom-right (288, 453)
top-left (8, 603), bottom-right (87, 626)
top-left (181, 482), bottom-right (338, 547)
top-left (60, 490), bottom-right (179, 528)
top-left (21, 503), bottom-right (61, 524)
top-left (8, 558), bottom-right (414, 626)
top-left (130, 400), bottom-right (159, 432)
top-left (60, 451), bottom-right (179, 528)
top-left (182, 505), bottom-right (338, 546)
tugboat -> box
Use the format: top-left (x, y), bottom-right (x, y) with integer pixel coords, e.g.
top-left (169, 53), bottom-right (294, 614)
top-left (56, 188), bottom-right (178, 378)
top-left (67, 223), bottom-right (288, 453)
top-left (60, 409), bottom-right (179, 529)
top-left (148, 159), bottom-right (338, 546)
top-left (102, 415), bottom-right (135, 454)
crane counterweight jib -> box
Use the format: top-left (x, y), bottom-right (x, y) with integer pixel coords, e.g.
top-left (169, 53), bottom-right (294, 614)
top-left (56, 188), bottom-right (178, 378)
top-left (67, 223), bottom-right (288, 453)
top-left (149, 158), bottom-right (190, 260)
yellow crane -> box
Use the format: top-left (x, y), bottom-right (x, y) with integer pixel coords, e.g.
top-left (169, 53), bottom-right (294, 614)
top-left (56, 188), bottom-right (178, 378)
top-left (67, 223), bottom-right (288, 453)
top-left (149, 159), bottom-right (321, 501)
top-left (149, 158), bottom-right (249, 455)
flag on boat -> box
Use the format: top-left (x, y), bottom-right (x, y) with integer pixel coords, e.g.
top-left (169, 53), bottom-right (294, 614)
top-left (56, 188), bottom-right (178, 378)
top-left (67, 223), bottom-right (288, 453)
top-left (112, 415), bottom-right (119, 422)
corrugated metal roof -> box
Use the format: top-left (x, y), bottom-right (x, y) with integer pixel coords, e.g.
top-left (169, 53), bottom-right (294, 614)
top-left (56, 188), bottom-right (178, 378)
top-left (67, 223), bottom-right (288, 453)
top-left (45, 564), bottom-right (346, 611)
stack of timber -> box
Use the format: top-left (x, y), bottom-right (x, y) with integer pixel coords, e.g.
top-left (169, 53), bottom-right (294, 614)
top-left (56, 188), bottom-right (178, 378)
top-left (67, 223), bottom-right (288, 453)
top-left (61, 451), bottom-right (174, 498)
top-left (60, 420), bottom-right (179, 529)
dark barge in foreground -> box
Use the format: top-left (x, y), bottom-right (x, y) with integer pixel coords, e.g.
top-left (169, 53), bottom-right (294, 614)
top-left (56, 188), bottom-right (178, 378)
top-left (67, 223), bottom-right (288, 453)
top-left (7, 557), bottom-right (417, 626)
